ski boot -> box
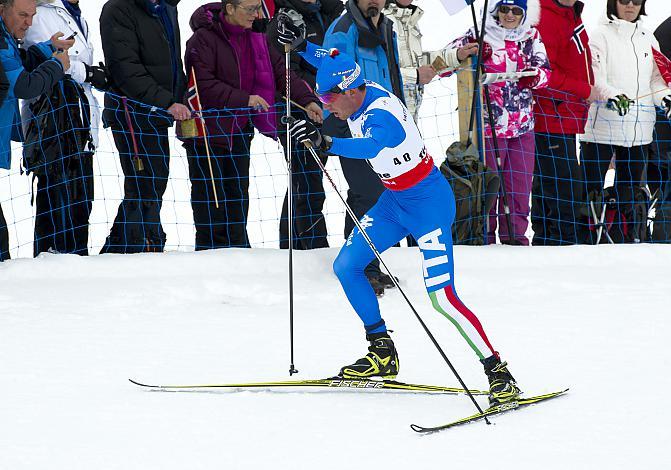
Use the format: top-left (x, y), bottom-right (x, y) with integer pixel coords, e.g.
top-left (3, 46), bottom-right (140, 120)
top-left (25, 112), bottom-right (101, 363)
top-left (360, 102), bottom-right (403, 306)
top-left (481, 355), bottom-right (521, 406)
top-left (339, 332), bottom-right (399, 379)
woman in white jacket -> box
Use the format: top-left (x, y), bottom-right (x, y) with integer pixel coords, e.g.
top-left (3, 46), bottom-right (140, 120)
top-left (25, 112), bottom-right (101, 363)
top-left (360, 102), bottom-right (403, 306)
top-left (580, 0), bottom-right (671, 215)
top-left (20, 0), bottom-right (108, 256)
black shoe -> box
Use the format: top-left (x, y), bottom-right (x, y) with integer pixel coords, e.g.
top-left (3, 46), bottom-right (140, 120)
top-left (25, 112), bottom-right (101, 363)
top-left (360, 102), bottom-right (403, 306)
top-left (366, 275), bottom-right (385, 297)
top-left (339, 332), bottom-right (400, 379)
top-left (481, 355), bottom-right (521, 406)
top-left (376, 272), bottom-right (398, 289)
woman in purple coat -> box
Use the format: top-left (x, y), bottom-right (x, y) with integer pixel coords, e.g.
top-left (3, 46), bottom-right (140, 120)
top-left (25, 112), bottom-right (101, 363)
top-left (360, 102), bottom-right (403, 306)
top-left (183, 0), bottom-right (322, 249)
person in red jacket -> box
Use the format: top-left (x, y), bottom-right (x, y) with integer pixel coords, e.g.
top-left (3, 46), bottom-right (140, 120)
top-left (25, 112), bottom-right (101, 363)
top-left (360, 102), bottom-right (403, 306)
top-left (531, 0), bottom-right (594, 245)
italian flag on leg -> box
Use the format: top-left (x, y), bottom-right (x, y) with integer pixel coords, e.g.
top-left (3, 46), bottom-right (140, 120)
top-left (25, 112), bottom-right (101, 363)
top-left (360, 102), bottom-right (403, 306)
top-left (429, 285), bottom-right (496, 360)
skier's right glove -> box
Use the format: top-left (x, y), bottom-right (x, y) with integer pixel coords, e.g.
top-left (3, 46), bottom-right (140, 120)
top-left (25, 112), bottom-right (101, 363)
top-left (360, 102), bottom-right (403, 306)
top-left (276, 14), bottom-right (306, 52)
top-left (289, 119), bottom-right (332, 151)
top-left (607, 94), bottom-right (634, 117)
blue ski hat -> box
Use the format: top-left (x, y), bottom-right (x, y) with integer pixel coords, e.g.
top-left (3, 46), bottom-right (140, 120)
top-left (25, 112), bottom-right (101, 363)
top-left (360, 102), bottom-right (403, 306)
top-left (315, 48), bottom-right (365, 96)
top-left (495, 0), bottom-right (528, 11)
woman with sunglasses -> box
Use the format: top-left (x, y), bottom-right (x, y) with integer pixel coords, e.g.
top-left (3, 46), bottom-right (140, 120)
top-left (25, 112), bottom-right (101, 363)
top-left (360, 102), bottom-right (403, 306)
top-left (580, 0), bottom-right (671, 242)
top-left (278, 22), bottom-right (524, 404)
top-left (447, 0), bottom-right (550, 246)
top-left (181, 0), bottom-right (323, 249)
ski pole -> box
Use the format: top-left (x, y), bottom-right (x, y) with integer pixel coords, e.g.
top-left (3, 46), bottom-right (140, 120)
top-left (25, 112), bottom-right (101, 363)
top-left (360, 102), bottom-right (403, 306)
top-left (284, 42), bottom-right (298, 376)
top-left (299, 139), bottom-right (489, 423)
top-left (469, 0), bottom-right (516, 244)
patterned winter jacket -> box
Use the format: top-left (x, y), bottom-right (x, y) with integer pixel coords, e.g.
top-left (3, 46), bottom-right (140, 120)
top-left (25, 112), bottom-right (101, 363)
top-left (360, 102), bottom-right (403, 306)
top-left (449, 0), bottom-right (551, 139)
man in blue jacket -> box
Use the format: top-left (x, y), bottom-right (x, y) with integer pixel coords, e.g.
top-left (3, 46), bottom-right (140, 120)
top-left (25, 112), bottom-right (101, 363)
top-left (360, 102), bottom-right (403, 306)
top-left (0, 0), bottom-right (73, 261)
top-left (322, 0), bottom-right (404, 296)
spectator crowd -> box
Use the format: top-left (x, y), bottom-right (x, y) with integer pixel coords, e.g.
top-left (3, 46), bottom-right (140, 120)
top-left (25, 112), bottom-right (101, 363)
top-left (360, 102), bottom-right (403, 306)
top-left (0, 0), bottom-right (669, 289)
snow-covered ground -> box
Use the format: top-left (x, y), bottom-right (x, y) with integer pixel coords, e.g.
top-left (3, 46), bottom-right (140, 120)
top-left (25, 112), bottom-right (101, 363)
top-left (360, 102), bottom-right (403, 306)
top-left (1, 245), bottom-right (668, 469)
top-left (1, 2), bottom-right (671, 468)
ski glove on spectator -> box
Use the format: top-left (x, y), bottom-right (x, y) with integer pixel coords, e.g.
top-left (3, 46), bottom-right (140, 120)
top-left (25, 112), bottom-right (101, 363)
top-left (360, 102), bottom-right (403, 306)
top-left (662, 96), bottom-right (671, 120)
top-left (84, 62), bottom-right (109, 90)
top-left (607, 94), bottom-right (634, 117)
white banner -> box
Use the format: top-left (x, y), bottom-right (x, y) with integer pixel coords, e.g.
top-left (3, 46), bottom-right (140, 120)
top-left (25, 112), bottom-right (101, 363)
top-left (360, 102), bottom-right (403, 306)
top-left (439, 0), bottom-right (473, 15)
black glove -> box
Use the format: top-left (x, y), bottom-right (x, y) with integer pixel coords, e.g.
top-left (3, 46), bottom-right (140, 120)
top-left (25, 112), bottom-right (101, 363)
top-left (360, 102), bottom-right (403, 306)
top-left (84, 62), bottom-right (109, 90)
top-left (276, 13), bottom-right (306, 52)
top-left (289, 119), bottom-right (332, 151)
top-left (607, 94), bottom-right (634, 117)
top-left (662, 95), bottom-right (671, 120)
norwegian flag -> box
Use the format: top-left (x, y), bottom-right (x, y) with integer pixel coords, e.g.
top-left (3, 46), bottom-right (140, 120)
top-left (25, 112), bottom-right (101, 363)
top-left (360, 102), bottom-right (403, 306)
top-left (185, 68), bottom-right (206, 138)
top-left (260, 0), bottom-right (275, 19)
top-left (652, 47), bottom-right (671, 87)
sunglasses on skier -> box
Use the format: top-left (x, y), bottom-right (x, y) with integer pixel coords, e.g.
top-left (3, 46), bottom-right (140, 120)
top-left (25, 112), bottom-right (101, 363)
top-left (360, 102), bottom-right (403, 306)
top-left (617, 0), bottom-right (644, 5)
top-left (498, 5), bottom-right (525, 16)
top-left (317, 85), bottom-right (345, 104)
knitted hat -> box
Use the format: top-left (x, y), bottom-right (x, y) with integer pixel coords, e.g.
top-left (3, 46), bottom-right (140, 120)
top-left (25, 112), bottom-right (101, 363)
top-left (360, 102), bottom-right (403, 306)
top-left (496, 0), bottom-right (528, 11)
top-left (315, 49), bottom-right (365, 96)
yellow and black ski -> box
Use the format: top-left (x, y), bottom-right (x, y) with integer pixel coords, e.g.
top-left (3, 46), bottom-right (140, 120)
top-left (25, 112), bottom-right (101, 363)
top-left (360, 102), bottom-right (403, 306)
top-left (410, 388), bottom-right (569, 433)
top-left (129, 377), bottom-right (488, 395)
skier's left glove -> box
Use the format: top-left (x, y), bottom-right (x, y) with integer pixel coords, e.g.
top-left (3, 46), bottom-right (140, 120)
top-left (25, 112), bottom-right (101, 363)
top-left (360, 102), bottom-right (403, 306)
top-left (276, 14), bottom-right (306, 52)
top-left (517, 68), bottom-right (541, 90)
top-left (289, 119), bottom-right (332, 151)
top-left (662, 95), bottom-right (671, 120)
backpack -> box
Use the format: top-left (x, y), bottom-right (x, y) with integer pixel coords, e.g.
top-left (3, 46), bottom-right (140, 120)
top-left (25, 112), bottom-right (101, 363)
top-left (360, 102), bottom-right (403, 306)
top-left (439, 142), bottom-right (499, 245)
top-left (587, 185), bottom-right (650, 244)
top-left (23, 78), bottom-right (92, 177)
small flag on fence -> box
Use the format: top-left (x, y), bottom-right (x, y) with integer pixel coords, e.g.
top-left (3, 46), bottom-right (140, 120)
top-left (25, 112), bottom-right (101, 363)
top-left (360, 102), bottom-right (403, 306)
top-left (181, 68), bottom-right (206, 139)
top-left (652, 47), bottom-right (671, 87)
top-left (260, 0), bottom-right (275, 19)
top-left (440, 0), bottom-right (474, 16)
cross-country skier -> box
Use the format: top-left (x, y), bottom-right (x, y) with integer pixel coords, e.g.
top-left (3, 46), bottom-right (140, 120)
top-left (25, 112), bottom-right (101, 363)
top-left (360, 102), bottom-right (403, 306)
top-left (276, 19), bottom-right (521, 405)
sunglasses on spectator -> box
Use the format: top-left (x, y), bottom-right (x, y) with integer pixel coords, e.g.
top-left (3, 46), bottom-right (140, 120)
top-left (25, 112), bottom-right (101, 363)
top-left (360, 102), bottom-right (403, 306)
top-left (498, 5), bottom-right (525, 16)
top-left (236, 3), bottom-right (263, 15)
top-left (617, 0), bottom-right (644, 5)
